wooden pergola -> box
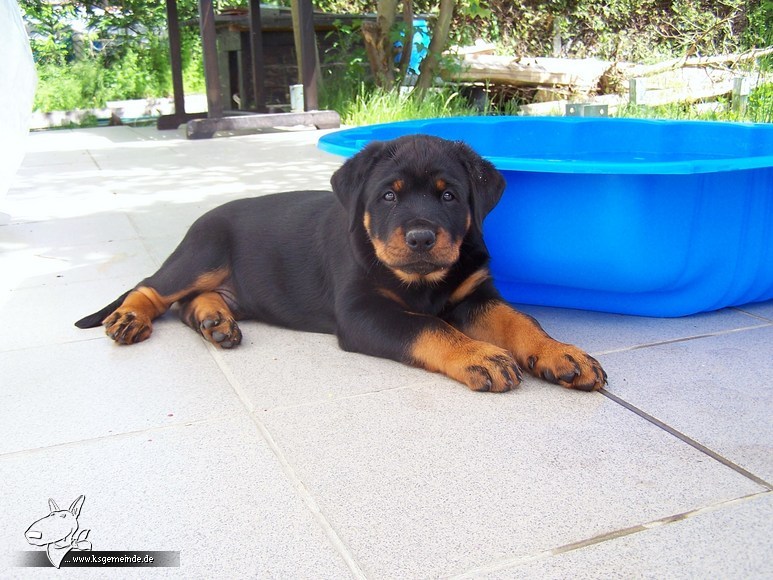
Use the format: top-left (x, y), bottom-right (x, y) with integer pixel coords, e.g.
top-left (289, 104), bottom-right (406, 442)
top-left (158, 0), bottom-right (340, 139)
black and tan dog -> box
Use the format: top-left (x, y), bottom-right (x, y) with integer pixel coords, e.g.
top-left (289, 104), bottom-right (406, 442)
top-left (76, 135), bottom-right (606, 393)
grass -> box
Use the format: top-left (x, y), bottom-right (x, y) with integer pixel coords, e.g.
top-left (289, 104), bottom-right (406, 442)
top-left (320, 79), bottom-right (773, 127)
top-left (323, 83), bottom-right (479, 126)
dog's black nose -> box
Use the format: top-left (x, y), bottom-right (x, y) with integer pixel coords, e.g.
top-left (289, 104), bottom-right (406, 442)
top-left (405, 229), bottom-right (436, 252)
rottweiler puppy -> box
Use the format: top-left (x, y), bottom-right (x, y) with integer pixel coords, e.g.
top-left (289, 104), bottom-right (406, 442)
top-left (76, 135), bottom-right (606, 392)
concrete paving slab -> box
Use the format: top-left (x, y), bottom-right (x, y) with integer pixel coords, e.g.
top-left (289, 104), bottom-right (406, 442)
top-left (602, 326), bottom-right (773, 483)
top-left (516, 303), bottom-right (768, 355)
top-left (0, 277), bottom-right (139, 350)
top-left (2, 237), bottom-right (157, 291)
top-left (476, 492), bottom-right (773, 579)
top-left (260, 381), bottom-right (763, 578)
top-left (217, 321), bottom-right (437, 411)
top-left (2, 212), bottom-right (138, 247)
top-left (2, 172), bottom-right (124, 223)
top-left (0, 413), bottom-right (352, 579)
top-left (0, 329), bottom-right (244, 455)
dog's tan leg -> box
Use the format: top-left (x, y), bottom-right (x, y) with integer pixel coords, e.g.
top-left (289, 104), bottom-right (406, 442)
top-left (464, 301), bottom-right (606, 391)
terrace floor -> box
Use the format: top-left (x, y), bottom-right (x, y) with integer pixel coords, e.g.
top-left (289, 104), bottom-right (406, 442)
top-left (1, 125), bottom-right (771, 578)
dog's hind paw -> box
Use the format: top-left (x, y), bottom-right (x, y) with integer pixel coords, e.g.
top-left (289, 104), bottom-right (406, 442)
top-left (200, 316), bottom-right (242, 349)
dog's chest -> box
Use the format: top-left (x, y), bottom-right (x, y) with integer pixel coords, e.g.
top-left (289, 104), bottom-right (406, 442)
top-left (398, 285), bottom-right (451, 317)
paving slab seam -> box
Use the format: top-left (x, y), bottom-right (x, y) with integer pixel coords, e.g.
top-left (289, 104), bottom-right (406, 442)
top-left (0, 413), bottom-right (236, 461)
top-left (126, 212), bottom-right (166, 267)
top-left (259, 382), bottom-right (439, 414)
top-left (444, 490), bottom-right (770, 579)
top-left (85, 149), bottom-right (103, 171)
top-left (601, 389), bottom-right (772, 490)
top-left (0, 334), bottom-right (107, 355)
top-left (730, 305), bottom-right (773, 323)
top-left (206, 346), bottom-right (368, 580)
top-left (591, 322), bottom-right (773, 357)
top-left (0, 335), bottom-right (120, 354)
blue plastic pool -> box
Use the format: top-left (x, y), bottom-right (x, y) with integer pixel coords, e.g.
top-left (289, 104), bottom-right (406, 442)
top-left (318, 117), bottom-right (773, 316)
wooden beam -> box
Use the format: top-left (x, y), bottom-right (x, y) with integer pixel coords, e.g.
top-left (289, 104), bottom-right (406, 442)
top-left (198, 0), bottom-right (223, 118)
top-left (166, 0), bottom-right (185, 116)
top-left (247, 0), bottom-right (266, 112)
top-left (186, 111), bottom-right (340, 139)
top-left (296, 0), bottom-right (318, 110)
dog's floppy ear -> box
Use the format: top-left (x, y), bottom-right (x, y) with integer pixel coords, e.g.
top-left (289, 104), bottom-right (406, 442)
top-left (331, 140), bottom-right (388, 232)
top-left (452, 141), bottom-right (506, 233)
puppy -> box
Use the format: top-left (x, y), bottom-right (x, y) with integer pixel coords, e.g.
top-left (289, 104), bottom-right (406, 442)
top-left (76, 135), bottom-right (606, 392)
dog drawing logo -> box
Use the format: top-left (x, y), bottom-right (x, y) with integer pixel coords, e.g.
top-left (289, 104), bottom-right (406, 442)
top-left (24, 495), bottom-right (92, 568)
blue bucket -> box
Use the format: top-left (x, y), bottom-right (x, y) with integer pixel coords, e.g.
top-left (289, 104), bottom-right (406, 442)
top-left (318, 117), bottom-right (773, 316)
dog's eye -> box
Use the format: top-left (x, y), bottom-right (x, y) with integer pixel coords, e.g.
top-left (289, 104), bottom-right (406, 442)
top-left (383, 191), bottom-right (397, 202)
top-left (442, 191), bottom-right (455, 202)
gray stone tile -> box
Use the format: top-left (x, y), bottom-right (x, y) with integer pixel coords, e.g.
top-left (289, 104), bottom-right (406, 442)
top-left (601, 325), bottom-right (773, 483)
top-left (479, 492), bottom-right (773, 579)
top-left (514, 303), bottom-right (765, 354)
top-left (0, 329), bottom-right (244, 455)
top-left (217, 321), bottom-right (436, 411)
top-left (0, 414), bottom-right (353, 579)
top-left (261, 381), bottom-right (763, 579)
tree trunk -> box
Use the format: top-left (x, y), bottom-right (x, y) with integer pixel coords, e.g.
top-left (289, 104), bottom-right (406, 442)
top-left (415, 0), bottom-right (455, 91)
top-left (397, 0), bottom-right (414, 79)
top-left (361, 0), bottom-right (399, 87)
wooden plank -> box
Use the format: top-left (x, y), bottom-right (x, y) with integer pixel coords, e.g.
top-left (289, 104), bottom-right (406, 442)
top-left (446, 56), bottom-right (612, 91)
top-left (520, 94), bottom-right (625, 116)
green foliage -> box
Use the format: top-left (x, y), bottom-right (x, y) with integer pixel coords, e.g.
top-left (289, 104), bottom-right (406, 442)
top-left (485, 0), bottom-right (766, 61)
top-left (747, 82), bottom-right (773, 123)
top-left (23, 0), bottom-right (204, 110)
top-left (34, 62), bottom-right (94, 111)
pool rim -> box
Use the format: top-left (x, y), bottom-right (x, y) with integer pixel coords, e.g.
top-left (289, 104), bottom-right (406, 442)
top-left (317, 116), bottom-right (773, 176)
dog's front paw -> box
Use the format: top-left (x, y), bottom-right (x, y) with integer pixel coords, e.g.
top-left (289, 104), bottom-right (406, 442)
top-left (459, 343), bottom-right (522, 393)
top-left (526, 343), bottom-right (606, 391)
top-left (103, 310), bottom-right (152, 344)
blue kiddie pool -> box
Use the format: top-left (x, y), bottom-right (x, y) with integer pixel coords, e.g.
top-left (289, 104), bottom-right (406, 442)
top-left (318, 117), bottom-right (773, 317)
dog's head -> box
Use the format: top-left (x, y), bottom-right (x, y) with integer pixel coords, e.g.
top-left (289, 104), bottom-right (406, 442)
top-left (331, 135), bottom-right (505, 284)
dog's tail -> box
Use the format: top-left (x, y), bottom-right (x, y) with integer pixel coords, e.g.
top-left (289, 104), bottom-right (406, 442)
top-left (74, 289), bottom-right (133, 329)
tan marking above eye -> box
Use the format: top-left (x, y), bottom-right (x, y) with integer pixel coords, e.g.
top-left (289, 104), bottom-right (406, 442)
top-left (393, 179), bottom-right (404, 192)
top-left (435, 178), bottom-right (447, 191)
